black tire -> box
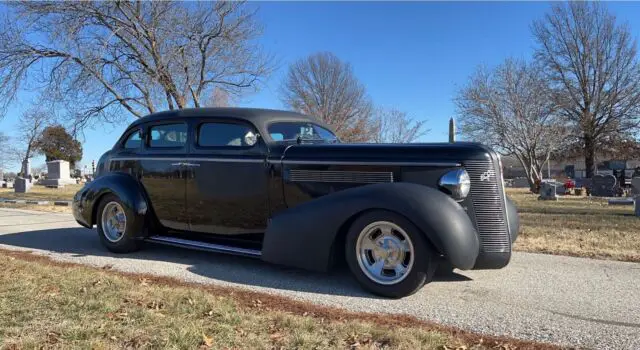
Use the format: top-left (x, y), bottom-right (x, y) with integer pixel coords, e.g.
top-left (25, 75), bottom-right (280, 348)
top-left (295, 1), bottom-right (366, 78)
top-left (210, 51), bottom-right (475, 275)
top-left (96, 194), bottom-right (144, 253)
top-left (345, 210), bottom-right (436, 298)
top-left (435, 260), bottom-right (455, 277)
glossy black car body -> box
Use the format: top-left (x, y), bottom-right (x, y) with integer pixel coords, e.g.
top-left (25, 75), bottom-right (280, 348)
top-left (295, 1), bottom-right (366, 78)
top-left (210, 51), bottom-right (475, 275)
top-left (73, 107), bottom-right (519, 297)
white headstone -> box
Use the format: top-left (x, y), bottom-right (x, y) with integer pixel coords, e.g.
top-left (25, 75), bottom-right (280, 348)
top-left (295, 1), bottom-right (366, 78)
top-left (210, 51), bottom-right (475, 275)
top-left (40, 160), bottom-right (75, 188)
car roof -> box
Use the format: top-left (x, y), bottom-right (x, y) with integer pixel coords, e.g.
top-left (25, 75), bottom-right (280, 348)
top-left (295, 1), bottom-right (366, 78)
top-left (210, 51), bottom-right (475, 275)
top-left (128, 107), bottom-right (332, 131)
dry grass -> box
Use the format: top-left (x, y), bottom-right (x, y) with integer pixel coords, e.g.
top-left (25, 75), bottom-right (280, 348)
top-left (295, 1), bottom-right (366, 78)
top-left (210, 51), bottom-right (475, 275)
top-left (0, 184), bottom-right (82, 201)
top-left (508, 188), bottom-right (640, 262)
top-left (0, 250), bottom-right (555, 350)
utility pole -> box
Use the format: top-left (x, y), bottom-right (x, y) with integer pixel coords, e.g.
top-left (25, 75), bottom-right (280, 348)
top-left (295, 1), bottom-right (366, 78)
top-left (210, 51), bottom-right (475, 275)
top-left (448, 117), bottom-right (456, 143)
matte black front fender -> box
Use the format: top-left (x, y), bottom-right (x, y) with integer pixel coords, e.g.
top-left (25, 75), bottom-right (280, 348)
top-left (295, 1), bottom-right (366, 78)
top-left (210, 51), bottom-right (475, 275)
top-left (72, 173), bottom-right (148, 237)
top-left (261, 182), bottom-right (479, 272)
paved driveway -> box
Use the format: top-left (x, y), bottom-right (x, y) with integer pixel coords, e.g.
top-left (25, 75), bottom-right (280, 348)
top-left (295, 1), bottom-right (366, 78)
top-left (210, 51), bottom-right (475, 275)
top-left (0, 208), bottom-right (638, 349)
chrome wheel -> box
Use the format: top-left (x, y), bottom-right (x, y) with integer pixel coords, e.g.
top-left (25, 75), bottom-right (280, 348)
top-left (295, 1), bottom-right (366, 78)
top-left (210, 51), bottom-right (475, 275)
top-left (355, 221), bottom-right (415, 285)
top-left (101, 202), bottom-right (127, 243)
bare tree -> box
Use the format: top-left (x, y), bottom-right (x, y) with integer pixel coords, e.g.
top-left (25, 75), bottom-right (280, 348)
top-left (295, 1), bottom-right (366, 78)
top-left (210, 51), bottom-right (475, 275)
top-left (373, 108), bottom-right (429, 143)
top-left (532, 2), bottom-right (640, 178)
top-left (208, 87), bottom-right (232, 107)
top-left (10, 108), bottom-right (50, 174)
top-left (456, 59), bottom-right (568, 191)
top-left (0, 1), bottom-right (273, 126)
top-left (0, 132), bottom-right (9, 170)
top-left (280, 52), bottom-right (376, 142)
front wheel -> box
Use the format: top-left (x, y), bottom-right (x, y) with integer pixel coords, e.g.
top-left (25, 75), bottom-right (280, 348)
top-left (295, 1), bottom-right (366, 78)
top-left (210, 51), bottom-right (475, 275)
top-left (345, 210), bottom-right (436, 298)
top-left (96, 194), bottom-right (144, 253)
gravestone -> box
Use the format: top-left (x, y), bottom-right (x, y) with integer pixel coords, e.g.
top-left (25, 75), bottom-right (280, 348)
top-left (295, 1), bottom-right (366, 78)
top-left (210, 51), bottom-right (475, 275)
top-left (2, 181), bottom-right (13, 189)
top-left (631, 177), bottom-right (640, 196)
top-left (538, 181), bottom-right (558, 200)
top-left (40, 160), bottom-right (76, 188)
top-left (590, 174), bottom-right (617, 197)
top-left (14, 177), bottom-right (32, 193)
top-left (635, 196), bottom-right (640, 217)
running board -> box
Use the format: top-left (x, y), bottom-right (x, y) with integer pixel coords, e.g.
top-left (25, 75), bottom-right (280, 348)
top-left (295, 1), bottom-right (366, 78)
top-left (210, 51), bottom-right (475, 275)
top-left (146, 236), bottom-right (262, 258)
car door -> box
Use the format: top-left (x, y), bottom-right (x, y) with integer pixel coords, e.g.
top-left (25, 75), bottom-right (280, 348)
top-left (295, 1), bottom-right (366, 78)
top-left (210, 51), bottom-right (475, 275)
top-left (138, 121), bottom-right (189, 231)
top-left (185, 118), bottom-right (269, 235)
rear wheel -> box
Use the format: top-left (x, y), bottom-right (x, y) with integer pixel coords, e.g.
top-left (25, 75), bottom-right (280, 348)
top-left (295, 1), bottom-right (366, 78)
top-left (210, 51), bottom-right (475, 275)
top-left (345, 210), bottom-right (436, 298)
top-left (97, 194), bottom-right (144, 253)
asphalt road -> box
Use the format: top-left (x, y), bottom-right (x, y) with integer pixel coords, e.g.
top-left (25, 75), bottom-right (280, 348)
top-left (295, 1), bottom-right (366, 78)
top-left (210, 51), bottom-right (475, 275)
top-left (0, 208), bottom-right (638, 349)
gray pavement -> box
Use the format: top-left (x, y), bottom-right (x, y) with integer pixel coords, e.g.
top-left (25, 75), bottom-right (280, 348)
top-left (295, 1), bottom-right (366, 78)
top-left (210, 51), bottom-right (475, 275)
top-left (0, 208), bottom-right (638, 349)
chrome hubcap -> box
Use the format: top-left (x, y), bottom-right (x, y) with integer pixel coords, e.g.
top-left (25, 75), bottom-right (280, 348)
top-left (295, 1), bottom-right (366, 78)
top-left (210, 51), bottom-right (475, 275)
top-left (356, 221), bottom-right (414, 285)
top-left (101, 202), bottom-right (127, 242)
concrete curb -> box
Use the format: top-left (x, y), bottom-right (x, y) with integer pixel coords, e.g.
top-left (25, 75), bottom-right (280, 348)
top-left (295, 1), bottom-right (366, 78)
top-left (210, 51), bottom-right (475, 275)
top-left (0, 198), bottom-right (71, 206)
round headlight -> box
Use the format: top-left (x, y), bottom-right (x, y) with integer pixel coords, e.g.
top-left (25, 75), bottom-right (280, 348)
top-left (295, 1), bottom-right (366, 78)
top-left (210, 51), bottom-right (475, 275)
top-left (438, 169), bottom-right (471, 200)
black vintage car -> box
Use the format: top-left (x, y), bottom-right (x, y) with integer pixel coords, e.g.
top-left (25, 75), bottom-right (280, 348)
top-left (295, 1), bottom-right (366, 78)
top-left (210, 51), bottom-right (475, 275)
top-left (73, 107), bottom-right (519, 298)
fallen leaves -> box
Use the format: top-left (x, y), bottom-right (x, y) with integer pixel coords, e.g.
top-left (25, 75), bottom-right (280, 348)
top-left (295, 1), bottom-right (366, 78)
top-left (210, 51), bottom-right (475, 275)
top-left (201, 333), bottom-right (214, 348)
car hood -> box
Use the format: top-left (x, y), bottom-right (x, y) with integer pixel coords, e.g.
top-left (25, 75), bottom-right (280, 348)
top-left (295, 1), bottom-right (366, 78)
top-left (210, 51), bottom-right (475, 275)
top-left (281, 142), bottom-right (496, 164)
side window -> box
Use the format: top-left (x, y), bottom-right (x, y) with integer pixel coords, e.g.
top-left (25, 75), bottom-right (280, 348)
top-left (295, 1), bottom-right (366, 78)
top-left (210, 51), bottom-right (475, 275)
top-left (123, 130), bottom-right (141, 149)
top-left (149, 123), bottom-right (188, 148)
top-left (198, 122), bottom-right (256, 147)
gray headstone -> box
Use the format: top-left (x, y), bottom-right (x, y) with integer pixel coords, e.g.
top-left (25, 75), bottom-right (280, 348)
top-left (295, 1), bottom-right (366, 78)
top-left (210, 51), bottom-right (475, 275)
top-left (635, 196), bottom-right (640, 217)
top-left (538, 182), bottom-right (558, 200)
top-left (590, 174), bottom-right (617, 197)
top-left (40, 160), bottom-right (76, 188)
top-left (14, 177), bottom-right (32, 193)
top-left (631, 177), bottom-right (640, 195)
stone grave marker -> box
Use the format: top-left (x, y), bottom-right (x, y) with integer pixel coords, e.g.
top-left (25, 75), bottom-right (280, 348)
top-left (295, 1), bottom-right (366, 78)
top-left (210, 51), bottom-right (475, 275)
top-left (635, 196), bottom-right (640, 217)
top-left (538, 181), bottom-right (558, 200)
top-left (40, 160), bottom-right (76, 188)
top-left (590, 174), bottom-right (617, 197)
top-left (14, 177), bottom-right (32, 193)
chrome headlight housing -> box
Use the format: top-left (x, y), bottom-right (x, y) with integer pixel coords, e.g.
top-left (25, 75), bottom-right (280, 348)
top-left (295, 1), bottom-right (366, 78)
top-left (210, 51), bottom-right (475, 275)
top-left (438, 169), bottom-right (471, 200)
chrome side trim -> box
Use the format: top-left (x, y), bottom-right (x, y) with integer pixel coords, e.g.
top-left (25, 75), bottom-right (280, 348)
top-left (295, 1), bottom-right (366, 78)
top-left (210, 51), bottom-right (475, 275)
top-left (146, 236), bottom-right (262, 257)
top-left (280, 160), bottom-right (459, 167)
top-left (289, 169), bottom-right (394, 183)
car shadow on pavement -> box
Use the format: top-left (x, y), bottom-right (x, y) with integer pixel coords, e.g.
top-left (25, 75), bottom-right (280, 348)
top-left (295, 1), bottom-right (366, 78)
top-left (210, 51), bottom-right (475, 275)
top-left (0, 227), bottom-right (473, 298)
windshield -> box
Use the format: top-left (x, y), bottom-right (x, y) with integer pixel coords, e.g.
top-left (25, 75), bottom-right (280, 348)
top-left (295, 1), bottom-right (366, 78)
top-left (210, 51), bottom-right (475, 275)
top-left (268, 122), bottom-right (339, 143)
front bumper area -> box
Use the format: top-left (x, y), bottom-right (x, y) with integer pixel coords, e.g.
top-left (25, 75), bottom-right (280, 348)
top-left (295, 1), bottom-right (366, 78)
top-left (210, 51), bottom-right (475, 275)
top-left (72, 187), bottom-right (92, 228)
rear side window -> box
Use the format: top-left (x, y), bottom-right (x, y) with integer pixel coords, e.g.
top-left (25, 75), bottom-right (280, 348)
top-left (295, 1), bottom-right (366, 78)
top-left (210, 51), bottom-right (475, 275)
top-left (123, 130), bottom-right (141, 149)
top-left (198, 122), bottom-right (255, 147)
top-left (149, 123), bottom-right (187, 148)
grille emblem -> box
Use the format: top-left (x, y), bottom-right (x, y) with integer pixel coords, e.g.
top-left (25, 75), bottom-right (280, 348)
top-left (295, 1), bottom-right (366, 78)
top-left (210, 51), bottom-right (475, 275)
top-left (480, 169), bottom-right (496, 182)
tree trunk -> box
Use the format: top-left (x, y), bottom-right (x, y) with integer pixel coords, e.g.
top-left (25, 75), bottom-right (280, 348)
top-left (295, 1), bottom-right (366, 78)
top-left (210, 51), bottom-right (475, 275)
top-left (584, 134), bottom-right (596, 178)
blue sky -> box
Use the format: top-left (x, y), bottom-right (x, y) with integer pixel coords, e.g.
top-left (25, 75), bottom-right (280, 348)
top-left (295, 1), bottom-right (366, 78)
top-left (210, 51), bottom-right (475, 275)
top-left (2, 1), bottom-right (640, 171)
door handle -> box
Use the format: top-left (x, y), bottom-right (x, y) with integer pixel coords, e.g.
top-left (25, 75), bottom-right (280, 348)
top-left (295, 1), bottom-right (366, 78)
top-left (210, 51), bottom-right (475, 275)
top-left (171, 162), bottom-right (184, 166)
top-left (183, 163), bottom-right (200, 167)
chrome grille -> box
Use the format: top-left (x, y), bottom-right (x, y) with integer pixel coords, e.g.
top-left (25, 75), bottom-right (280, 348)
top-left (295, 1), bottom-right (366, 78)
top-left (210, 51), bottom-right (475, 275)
top-left (464, 160), bottom-right (511, 253)
top-left (288, 170), bottom-right (393, 184)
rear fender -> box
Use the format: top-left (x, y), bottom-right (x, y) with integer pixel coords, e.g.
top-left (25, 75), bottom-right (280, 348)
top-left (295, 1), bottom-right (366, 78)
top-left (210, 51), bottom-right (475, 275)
top-left (261, 182), bottom-right (479, 272)
top-left (74, 173), bottom-right (149, 238)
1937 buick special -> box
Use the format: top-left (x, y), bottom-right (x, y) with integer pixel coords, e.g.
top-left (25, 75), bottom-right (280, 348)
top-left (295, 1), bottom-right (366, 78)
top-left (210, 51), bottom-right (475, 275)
top-left (73, 107), bottom-right (519, 298)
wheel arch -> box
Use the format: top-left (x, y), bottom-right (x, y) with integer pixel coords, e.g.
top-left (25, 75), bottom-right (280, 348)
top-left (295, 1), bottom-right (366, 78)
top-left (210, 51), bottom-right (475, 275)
top-left (261, 182), bottom-right (480, 272)
top-left (75, 173), bottom-right (151, 238)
